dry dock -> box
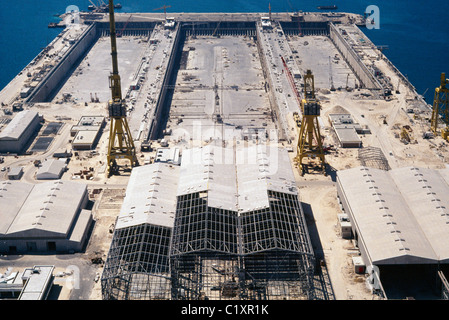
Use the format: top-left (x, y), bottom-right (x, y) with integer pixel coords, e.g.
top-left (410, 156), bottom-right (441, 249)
top-left (0, 10), bottom-right (448, 301)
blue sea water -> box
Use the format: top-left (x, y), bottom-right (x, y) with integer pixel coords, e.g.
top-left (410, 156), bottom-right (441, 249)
top-left (0, 0), bottom-right (448, 102)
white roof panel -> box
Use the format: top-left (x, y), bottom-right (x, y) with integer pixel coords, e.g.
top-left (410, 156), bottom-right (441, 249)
top-left (337, 166), bottom-right (445, 265)
top-left (389, 166), bottom-right (449, 263)
top-left (0, 110), bottom-right (38, 141)
top-left (6, 181), bottom-right (87, 238)
top-left (0, 181), bottom-right (34, 235)
top-left (117, 163), bottom-right (179, 229)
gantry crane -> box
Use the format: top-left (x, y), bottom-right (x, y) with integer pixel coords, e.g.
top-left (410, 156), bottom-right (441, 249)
top-left (430, 72), bottom-right (449, 141)
top-left (106, 0), bottom-right (138, 176)
top-left (281, 56), bottom-right (325, 175)
top-left (296, 70), bottom-right (326, 175)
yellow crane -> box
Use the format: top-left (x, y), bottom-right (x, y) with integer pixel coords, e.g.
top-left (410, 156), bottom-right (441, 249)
top-left (295, 70), bottom-right (326, 175)
top-left (106, 0), bottom-right (138, 176)
top-left (430, 72), bottom-right (449, 141)
top-left (281, 57), bottom-right (326, 175)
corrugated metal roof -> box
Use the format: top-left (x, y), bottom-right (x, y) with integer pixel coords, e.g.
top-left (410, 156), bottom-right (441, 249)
top-left (119, 145), bottom-right (299, 230)
top-left (389, 167), bottom-right (449, 263)
top-left (338, 166), bottom-right (449, 265)
top-left (4, 181), bottom-right (87, 238)
top-left (117, 163), bottom-right (180, 229)
top-left (0, 181), bottom-right (34, 235)
top-left (179, 145), bottom-right (297, 213)
top-left (0, 110), bottom-right (38, 141)
top-left (36, 159), bottom-right (66, 179)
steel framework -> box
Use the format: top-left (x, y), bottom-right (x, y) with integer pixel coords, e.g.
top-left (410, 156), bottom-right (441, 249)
top-left (101, 223), bottom-right (173, 300)
top-left (101, 187), bottom-right (316, 300)
top-left (440, 271), bottom-right (449, 300)
top-left (358, 146), bottom-right (390, 171)
top-left (170, 188), bottom-right (316, 300)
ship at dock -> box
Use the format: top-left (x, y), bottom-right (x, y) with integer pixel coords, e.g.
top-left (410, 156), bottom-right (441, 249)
top-left (88, 1), bottom-right (122, 12)
top-left (317, 5), bottom-right (338, 10)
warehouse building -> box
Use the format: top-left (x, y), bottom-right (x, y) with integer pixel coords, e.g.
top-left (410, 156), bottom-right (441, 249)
top-left (36, 158), bottom-right (66, 180)
top-left (7, 167), bottom-right (24, 180)
top-left (337, 165), bottom-right (449, 299)
top-left (0, 110), bottom-right (40, 154)
top-left (0, 180), bottom-right (92, 254)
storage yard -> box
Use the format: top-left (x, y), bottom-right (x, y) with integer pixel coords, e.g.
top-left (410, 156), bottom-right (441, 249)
top-left (1, 6), bottom-right (449, 301)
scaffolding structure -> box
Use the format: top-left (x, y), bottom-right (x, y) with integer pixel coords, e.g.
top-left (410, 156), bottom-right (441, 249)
top-left (101, 223), bottom-right (173, 300)
top-left (170, 190), bottom-right (315, 300)
top-left (358, 146), bottom-right (390, 171)
top-left (101, 146), bottom-right (316, 300)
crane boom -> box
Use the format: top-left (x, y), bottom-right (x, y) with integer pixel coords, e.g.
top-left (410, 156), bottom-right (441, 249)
top-left (117, 14), bottom-right (133, 37)
top-left (281, 56), bottom-right (302, 108)
top-left (108, 0), bottom-right (121, 101)
top-left (153, 5), bottom-right (171, 20)
top-left (431, 72), bottom-right (449, 141)
top-left (281, 58), bottom-right (325, 175)
top-left (106, 0), bottom-right (138, 175)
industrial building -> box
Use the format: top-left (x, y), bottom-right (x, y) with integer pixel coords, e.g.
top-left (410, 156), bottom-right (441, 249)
top-left (0, 180), bottom-right (92, 254)
top-left (0, 265), bottom-right (55, 300)
top-left (36, 158), bottom-right (67, 180)
top-left (102, 145), bottom-right (315, 300)
top-left (0, 110), bottom-right (40, 154)
top-left (7, 167), bottom-right (23, 180)
top-left (329, 113), bottom-right (364, 148)
top-left (154, 147), bottom-right (181, 165)
top-left (337, 166), bottom-right (449, 299)
top-left (71, 116), bottom-right (105, 150)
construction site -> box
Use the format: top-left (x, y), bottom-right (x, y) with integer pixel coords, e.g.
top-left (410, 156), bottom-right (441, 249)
top-left (1, 1), bottom-right (449, 301)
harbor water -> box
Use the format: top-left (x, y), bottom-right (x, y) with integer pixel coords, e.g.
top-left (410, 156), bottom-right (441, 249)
top-left (0, 0), bottom-right (448, 103)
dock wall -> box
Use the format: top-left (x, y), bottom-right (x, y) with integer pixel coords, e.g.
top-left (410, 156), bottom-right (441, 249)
top-left (329, 23), bottom-right (382, 90)
top-left (255, 22), bottom-right (288, 141)
top-left (147, 23), bottom-right (182, 140)
top-left (280, 21), bottom-right (329, 36)
top-left (182, 21), bottom-right (257, 37)
top-left (27, 23), bottom-right (98, 103)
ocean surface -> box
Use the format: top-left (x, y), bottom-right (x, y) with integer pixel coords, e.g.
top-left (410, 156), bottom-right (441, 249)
top-left (0, 0), bottom-right (448, 103)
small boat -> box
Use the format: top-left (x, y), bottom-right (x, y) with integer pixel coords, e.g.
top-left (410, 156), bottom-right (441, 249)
top-left (317, 5), bottom-right (338, 10)
top-left (48, 22), bottom-right (64, 28)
